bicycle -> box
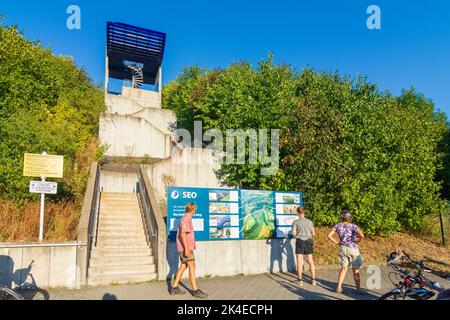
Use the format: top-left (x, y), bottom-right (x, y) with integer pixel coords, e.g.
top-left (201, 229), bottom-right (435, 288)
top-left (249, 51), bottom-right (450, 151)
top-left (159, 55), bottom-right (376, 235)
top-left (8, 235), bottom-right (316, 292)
top-left (379, 249), bottom-right (450, 300)
top-left (0, 284), bottom-right (24, 301)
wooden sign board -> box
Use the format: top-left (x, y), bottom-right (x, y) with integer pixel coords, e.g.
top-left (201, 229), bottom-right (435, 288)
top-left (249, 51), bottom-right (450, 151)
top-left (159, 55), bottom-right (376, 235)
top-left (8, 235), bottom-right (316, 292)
top-left (23, 153), bottom-right (64, 178)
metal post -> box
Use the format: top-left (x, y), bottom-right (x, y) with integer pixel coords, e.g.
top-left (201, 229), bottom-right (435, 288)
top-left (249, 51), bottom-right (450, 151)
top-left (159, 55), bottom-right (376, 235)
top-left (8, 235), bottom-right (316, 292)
top-left (39, 176), bottom-right (45, 242)
top-left (39, 151), bottom-right (48, 242)
top-left (439, 208), bottom-right (446, 247)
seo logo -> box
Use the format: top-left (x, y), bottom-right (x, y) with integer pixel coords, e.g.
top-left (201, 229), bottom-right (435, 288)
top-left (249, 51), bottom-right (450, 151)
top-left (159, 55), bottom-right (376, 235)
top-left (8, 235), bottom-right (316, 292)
top-left (183, 192), bottom-right (197, 199)
top-left (171, 190), bottom-right (180, 199)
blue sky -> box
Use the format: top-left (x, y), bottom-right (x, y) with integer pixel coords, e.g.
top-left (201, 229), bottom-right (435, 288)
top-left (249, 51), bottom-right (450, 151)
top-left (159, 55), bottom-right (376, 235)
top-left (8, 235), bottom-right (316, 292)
top-left (1, 0), bottom-right (450, 116)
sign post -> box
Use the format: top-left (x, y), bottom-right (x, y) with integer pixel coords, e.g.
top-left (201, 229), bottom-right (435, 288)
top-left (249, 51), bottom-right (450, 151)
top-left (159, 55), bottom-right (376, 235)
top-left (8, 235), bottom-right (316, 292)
top-left (39, 175), bottom-right (46, 242)
top-left (23, 152), bottom-right (64, 242)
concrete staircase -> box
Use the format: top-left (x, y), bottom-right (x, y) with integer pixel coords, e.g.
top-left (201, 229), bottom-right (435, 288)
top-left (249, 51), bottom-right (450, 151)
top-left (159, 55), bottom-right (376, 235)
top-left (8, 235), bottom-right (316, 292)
top-left (87, 192), bottom-right (157, 286)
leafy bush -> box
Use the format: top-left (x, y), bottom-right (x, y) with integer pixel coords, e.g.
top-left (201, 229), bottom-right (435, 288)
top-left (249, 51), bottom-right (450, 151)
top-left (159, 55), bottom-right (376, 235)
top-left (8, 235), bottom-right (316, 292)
top-left (0, 20), bottom-right (105, 205)
top-left (163, 57), bottom-right (450, 235)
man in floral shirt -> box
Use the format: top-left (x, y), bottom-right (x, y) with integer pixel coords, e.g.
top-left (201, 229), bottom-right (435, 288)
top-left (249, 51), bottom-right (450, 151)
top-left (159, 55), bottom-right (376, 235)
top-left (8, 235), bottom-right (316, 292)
top-left (327, 210), bottom-right (365, 294)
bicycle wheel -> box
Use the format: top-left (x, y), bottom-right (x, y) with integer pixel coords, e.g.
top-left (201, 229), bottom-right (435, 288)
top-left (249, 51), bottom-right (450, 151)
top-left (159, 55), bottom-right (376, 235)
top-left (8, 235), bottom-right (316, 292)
top-left (0, 287), bottom-right (24, 301)
top-left (379, 291), bottom-right (412, 300)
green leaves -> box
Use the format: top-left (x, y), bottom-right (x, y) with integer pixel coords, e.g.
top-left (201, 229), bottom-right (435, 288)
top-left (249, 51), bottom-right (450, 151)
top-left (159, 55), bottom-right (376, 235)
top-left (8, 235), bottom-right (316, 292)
top-left (0, 24), bottom-right (105, 204)
top-left (162, 56), bottom-right (450, 235)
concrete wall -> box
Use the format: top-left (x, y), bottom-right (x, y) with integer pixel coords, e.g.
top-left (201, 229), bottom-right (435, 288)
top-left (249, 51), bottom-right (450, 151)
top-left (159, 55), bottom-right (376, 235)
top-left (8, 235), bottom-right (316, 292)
top-left (99, 113), bottom-right (171, 159)
top-left (105, 95), bottom-right (175, 135)
top-left (99, 171), bottom-right (139, 193)
top-left (121, 87), bottom-right (161, 109)
top-left (144, 147), bottom-right (223, 204)
top-left (106, 94), bottom-right (145, 115)
top-left (0, 243), bottom-right (84, 289)
top-left (133, 108), bottom-right (176, 135)
top-left (167, 239), bottom-right (296, 279)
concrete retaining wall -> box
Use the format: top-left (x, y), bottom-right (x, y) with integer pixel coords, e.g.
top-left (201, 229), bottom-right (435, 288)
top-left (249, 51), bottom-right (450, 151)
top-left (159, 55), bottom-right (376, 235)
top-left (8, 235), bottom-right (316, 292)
top-left (106, 94), bottom-right (145, 115)
top-left (105, 95), bottom-right (175, 135)
top-left (0, 243), bottom-right (84, 289)
top-left (167, 239), bottom-right (297, 279)
top-left (99, 113), bottom-right (171, 159)
top-left (133, 108), bottom-right (176, 134)
top-left (121, 87), bottom-right (161, 109)
top-left (100, 171), bottom-right (139, 193)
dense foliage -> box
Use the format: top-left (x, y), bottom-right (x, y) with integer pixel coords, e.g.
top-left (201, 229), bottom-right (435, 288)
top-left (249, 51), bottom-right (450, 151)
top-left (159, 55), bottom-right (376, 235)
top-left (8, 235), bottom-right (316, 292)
top-left (163, 57), bottom-right (450, 235)
top-left (0, 21), bottom-right (105, 204)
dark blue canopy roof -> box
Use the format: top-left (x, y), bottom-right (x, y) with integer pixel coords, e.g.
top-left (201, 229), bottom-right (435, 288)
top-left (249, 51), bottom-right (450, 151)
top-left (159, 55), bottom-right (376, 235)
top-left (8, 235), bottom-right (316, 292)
top-left (107, 22), bottom-right (166, 85)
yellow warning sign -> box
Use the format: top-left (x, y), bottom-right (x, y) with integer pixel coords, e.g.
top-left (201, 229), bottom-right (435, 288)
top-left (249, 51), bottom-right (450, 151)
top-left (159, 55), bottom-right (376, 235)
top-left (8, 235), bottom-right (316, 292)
top-left (23, 153), bottom-right (64, 178)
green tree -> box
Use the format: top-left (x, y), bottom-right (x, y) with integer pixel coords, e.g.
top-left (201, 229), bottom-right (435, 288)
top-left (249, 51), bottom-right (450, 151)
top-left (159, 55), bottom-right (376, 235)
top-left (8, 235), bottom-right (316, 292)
top-left (163, 57), bottom-right (449, 235)
top-left (0, 20), bottom-right (105, 204)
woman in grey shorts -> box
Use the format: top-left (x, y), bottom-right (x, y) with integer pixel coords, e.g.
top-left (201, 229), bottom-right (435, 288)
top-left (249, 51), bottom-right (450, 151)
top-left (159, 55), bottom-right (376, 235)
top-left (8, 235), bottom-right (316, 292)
top-left (327, 210), bottom-right (365, 294)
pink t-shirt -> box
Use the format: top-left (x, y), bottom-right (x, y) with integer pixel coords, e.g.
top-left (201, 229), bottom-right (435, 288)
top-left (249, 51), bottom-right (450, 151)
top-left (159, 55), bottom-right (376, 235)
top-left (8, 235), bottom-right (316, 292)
top-left (176, 215), bottom-right (196, 253)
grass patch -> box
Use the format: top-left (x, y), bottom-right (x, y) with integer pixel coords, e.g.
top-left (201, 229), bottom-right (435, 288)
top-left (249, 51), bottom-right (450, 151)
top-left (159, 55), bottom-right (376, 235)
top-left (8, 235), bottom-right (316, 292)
top-left (0, 199), bottom-right (79, 242)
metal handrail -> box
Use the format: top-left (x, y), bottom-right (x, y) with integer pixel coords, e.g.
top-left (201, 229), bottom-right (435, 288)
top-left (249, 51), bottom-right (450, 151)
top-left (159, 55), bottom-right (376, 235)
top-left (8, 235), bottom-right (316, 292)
top-left (76, 162), bottom-right (100, 285)
top-left (137, 166), bottom-right (166, 280)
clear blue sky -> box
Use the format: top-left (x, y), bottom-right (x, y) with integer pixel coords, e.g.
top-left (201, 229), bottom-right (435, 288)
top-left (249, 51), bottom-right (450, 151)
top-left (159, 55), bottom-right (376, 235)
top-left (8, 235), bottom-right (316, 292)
top-left (1, 0), bottom-right (450, 116)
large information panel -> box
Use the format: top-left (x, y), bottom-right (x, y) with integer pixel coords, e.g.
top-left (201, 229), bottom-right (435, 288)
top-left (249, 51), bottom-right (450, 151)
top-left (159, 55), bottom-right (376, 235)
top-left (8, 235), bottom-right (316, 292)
top-left (167, 187), bottom-right (303, 241)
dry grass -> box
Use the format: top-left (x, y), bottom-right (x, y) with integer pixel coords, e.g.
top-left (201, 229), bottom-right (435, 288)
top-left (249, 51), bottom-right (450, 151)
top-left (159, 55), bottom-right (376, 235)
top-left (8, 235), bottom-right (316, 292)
top-left (313, 227), bottom-right (450, 273)
top-left (0, 199), bottom-right (80, 242)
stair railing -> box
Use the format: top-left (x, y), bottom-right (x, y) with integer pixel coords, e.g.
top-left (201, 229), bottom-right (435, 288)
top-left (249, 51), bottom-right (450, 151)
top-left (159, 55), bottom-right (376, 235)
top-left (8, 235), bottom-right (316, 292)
top-left (137, 166), bottom-right (167, 280)
top-left (77, 162), bottom-right (101, 286)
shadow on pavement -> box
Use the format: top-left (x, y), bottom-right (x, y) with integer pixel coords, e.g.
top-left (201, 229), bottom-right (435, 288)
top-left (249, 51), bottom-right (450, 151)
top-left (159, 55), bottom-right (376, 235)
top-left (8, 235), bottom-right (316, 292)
top-left (103, 293), bottom-right (118, 300)
top-left (266, 271), bottom-right (381, 300)
top-left (266, 272), bottom-right (338, 300)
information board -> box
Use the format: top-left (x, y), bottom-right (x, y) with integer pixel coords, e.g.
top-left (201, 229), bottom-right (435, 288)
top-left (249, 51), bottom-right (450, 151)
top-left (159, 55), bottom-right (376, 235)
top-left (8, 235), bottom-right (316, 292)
top-left (23, 153), bottom-right (64, 178)
top-left (29, 181), bottom-right (58, 195)
top-left (167, 187), bottom-right (303, 241)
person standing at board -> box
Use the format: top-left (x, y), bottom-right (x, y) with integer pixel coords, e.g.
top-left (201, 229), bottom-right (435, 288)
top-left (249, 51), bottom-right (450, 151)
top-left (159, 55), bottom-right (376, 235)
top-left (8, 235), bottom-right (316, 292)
top-left (327, 210), bottom-right (365, 294)
top-left (291, 207), bottom-right (317, 286)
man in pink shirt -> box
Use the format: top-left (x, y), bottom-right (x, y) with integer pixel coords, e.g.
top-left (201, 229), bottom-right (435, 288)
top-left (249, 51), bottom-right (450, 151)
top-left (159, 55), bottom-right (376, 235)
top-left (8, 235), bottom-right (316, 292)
top-left (171, 203), bottom-right (208, 298)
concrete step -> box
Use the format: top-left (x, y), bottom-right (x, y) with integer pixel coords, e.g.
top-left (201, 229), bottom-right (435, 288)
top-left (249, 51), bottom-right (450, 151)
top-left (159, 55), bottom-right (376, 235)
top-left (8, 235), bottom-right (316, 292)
top-left (99, 206), bottom-right (141, 212)
top-left (89, 255), bottom-right (155, 267)
top-left (97, 221), bottom-right (143, 228)
top-left (97, 226), bottom-right (145, 234)
top-left (95, 234), bottom-right (147, 242)
top-left (101, 196), bottom-right (138, 200)
top-left (100, 202), bottom-right (139, 207)
top-left (90, 247), bottom-right (152, 258)
top-left (94, 241), bottom-right (149, 249)
top-left (101, 192), bottom-right (137, 197)
top-left (96, 227), bottom-right (145, 234)
top-left (98, 213), bottom-right (141, 219)
top-left (100, 201), bottom-right (140, 205)
top-left (99, 210), bottom-right (141, 215)
top-left (100, 198), bottom-right (139, 203)
top-left (100, 202), bottom-right (140, 207)
top-left (97, 224), bottom-right (143, 231)
top-left (87, 272), bottom-right (157, 286)
top-left (98, 216), bottom-right (142, 223)
top-left (88, 264), bottom-right (156, 277)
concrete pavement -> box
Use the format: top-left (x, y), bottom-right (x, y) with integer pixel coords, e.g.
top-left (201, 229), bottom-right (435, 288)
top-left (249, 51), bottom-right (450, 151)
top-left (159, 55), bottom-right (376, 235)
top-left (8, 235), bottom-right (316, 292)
top-left (28, 266), bottom-right (449, 300)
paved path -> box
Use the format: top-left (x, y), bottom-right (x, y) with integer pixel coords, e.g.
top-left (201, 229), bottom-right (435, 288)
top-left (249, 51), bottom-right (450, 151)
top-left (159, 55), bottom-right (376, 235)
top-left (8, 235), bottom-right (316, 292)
top-left (40, 266), bottom-right (449, 300)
